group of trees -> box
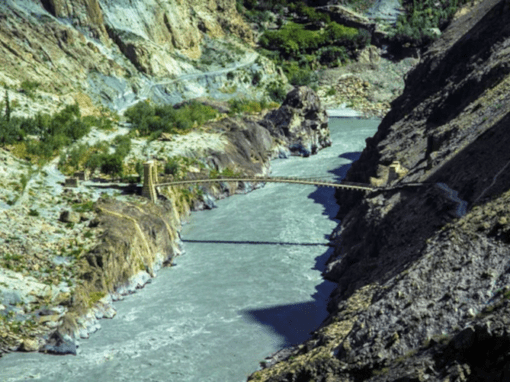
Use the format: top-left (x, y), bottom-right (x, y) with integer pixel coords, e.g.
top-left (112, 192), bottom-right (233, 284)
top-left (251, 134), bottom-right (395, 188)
top-left (258, 19), bottom-right (369, 86)
top-left (0, 94), bottom-right (92, 158)
top-left (391, 0), bottom-right (471, 46)
top-left (59, 134), bottom-right (132, 178)
top-left (238, 0), bottom-right (468, 87)
top-left (0, 88), bottom-right (129, 178)
top-left (242, 1), bottom-right (371, 87)
top-left (124, 100), bottom-right (219, 138)
top-left (260, 21), bottom-right (369, 59)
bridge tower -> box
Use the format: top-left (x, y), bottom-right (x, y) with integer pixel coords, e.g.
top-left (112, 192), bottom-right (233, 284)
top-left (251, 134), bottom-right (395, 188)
top-left (142, 161), bottom-right (157, 202)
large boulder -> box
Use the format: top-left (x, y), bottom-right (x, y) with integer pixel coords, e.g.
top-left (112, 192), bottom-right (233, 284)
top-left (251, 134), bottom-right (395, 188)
top-left (261, 86), bottom-right (331, 156)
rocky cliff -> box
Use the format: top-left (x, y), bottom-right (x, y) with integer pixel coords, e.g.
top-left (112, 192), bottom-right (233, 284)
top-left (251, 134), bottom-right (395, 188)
top-left (0, 0), bottom-right (281, 113)
top-left (249, 0), bottom-right (510, 380)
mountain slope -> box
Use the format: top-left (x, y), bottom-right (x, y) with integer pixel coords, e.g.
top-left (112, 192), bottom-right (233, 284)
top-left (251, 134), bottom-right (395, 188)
top-left (249, 0), bottom-right (510, 380)
top-left (0, 0), bottom-right (280, 113)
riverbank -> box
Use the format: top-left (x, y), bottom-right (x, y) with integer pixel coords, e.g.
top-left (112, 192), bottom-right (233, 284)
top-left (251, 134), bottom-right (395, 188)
top-left (0, 118), bottom-right (379, 382)
top-left (0, 86), bottom-right (332, 356)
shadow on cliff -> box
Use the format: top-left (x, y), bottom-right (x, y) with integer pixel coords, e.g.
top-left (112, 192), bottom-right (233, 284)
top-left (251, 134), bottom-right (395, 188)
top-left (307, 156), bottom-right (359, 220)
top-left (241, 247), bottom-right (336, 348)
top-left (427, 111), bottom-right (510, 205)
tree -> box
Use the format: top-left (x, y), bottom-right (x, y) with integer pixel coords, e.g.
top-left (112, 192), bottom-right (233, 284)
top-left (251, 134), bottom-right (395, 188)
top-left (5, 89), bottom-right (10, 122)
top-left (100, 154), bottom-right (124, 178)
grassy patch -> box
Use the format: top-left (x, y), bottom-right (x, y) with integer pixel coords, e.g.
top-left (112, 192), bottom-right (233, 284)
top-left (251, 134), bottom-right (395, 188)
top-left (228, 98), bottom-right (277, 115)
top-left (88, 291), bottom-right (106, 307)
top-left (72, 200), bottom-right (94, 213)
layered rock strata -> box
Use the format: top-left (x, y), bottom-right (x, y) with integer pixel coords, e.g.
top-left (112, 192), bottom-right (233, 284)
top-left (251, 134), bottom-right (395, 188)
top-left (0, 0), bottom-right (279, 113)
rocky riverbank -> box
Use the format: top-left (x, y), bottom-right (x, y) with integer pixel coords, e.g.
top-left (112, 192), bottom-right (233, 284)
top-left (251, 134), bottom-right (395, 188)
top-left (319, 49), bottom-right (418, 118)
top-left (0, 86), bottom-right (331, 356)
top-left (249, 0), bottom-right (510, 380)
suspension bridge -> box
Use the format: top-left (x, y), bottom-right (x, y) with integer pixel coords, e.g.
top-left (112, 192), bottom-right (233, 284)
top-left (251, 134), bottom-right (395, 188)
top-left (141, 161), bottom-right (378, 202)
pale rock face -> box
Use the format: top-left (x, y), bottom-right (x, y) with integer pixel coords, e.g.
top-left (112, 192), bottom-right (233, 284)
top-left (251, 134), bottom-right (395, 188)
top-left (32, 0), bottom-right (253, 76)
top-left (0, 0), bottom-right (259, 114)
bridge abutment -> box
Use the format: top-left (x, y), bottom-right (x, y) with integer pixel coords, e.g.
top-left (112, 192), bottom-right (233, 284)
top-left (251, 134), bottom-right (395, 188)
top-left (142, 161), bottom-right (157, 202)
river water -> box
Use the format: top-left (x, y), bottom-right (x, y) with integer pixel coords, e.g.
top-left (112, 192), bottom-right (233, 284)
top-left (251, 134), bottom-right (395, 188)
top-left (0, 118), bottom-right (378, 382)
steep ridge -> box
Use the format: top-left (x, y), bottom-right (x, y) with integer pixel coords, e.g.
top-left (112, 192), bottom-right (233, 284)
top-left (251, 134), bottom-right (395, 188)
top-left (0, 0), bottom-right (280, 112)
top-left (249, 0), bottom-right (510, 380)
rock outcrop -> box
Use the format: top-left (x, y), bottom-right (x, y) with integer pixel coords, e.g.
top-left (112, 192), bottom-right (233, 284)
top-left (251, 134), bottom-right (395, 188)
top-left (262, 86), bottom-right (331, 156)
top-left (249, 0), bottom-right (510, 380)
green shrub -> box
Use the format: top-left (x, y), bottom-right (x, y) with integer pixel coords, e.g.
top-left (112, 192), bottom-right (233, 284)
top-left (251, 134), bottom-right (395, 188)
top-left (228, 98), bottom-right (271, 115)
top-left (164, 159), bottom-right (180, 175)
top-left (112, 134), bottom-right (132, 159)
top-left (0, 117), bottom-right (24, 145)
top-left (390, 0), bottom-right (470, 47)
top-left (326, 87), bottom-right (337, 96)
top-left (282, 61), bottom-right (318, 87)
top-left (85, 153), bottom-right (103, 174)
top-left (83, 115), bottom-right (114, 130)
top-left (20, 80), bottom-right (40, 99)
top-left (100, 154), bottom-right (123, 178)
top-left (72, 201), bottom-right (94, 213)
top-left (295, 2), bottom-right (330, 25)
top-left (1, 103), bottom-right (92, 159)
top-left (260, 22), bottom-right (325, 55)
top-left (135, 161), bottom-right (144, 178)
top-left (267, 82), bottom-right (288, 103)
top-left (28, 208), bottom-right (40, 217)
top-left (65, 144), bottom-right (89, 169)
top-left (4, 89), bottom-right (10, 121)
top-left (318, 46), bottom-right (349, 67)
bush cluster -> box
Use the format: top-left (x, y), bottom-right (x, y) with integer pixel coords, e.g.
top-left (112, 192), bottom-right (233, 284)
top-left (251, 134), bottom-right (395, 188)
top-left (267, 82), bottom-right (288, 103)
top-left (228, 98), bottom-right (277, 115)
top-left (391, 0), bottom-right (471, 46)
top-left (237, 0), bottom-right (302, 14)
top-left (260, 21), bottom-right (369, 58)
top-left (59, 134), bottom-right (132, 178)
top-left (124, 101), bottom-right (219, 137)
top-left (258, 13), bottom-right (369, 86)
top-left (282, 61), bottom-right (319, 87)
top-left (20, 80), bottom-right (40, 99)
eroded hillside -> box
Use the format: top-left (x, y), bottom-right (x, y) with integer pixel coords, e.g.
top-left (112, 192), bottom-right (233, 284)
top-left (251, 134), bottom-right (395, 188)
top-left (0, 0), bottom-right (282, 113)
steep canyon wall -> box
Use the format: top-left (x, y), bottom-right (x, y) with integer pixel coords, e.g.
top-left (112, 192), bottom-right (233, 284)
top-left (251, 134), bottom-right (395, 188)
top-left (250, 0), bottom-right (510, 381)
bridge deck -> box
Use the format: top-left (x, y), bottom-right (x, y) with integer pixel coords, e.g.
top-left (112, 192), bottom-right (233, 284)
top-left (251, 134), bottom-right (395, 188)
top-left (155, 176), bottom-right (375, 192)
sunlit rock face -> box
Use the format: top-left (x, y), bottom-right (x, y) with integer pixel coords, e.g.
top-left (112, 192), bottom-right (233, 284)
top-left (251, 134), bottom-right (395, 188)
top-left (262, 87), bottom-right (331, 157)
top-left (0, 0), bottom-right (263, 114)
top-left (33, 0), bottom-right (253, 75)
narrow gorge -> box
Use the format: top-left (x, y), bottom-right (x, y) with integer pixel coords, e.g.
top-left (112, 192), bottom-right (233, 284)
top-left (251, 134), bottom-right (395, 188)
top-left (2, 0), bottom-right (510, 381)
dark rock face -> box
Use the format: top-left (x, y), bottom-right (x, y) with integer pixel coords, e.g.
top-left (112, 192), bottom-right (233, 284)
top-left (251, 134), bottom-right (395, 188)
top-left (262, 86), bottom-right (331, 157)
top-left (248, 0), bottom-right (510, 381)
top-left (42, 332), bottom-right (77, 355)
